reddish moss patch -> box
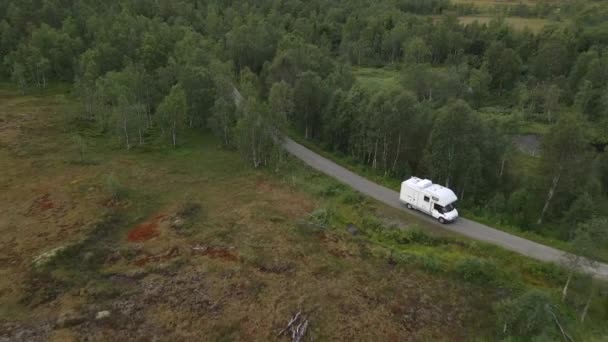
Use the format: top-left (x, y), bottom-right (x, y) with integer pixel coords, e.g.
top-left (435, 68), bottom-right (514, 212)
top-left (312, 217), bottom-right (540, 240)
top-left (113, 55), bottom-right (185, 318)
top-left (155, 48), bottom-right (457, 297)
top-left (31, 193), bottom-right (54, 212)
top-left (127, 215), bottom-right (168, 242)
top-left (133, 255), bottom-right (152, 266)
top-left (127, 222), bottom-right (159, 242)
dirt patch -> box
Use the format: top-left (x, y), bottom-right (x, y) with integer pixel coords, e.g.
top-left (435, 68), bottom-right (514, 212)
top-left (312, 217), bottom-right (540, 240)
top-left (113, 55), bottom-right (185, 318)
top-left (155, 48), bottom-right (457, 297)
top-left (127, 215), bottom-right (167, 242)
top-left (257, 262), bottom-right (295, 274)
top-left (191, 245), bottom-right (239, 262)
top-left (100, 198), bottom-right (122, 208)
top-left (133, 246), bottom-right (180, 267)
top-left (27, 193), bottom-right (56, 215)
top-left (256, 180), bottom-right (275, 193)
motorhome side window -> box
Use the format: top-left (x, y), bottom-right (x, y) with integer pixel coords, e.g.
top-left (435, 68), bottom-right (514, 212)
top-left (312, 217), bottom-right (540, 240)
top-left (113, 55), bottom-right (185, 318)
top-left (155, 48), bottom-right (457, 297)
top-left (423, 196), bottom-right (430, 202)
top-left (434, 203), bottom-right (442, 212)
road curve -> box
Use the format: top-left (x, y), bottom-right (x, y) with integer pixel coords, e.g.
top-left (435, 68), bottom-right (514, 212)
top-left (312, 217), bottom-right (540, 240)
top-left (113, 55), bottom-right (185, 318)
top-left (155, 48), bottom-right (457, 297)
top-left (283, 137), bottom-right (608, 280)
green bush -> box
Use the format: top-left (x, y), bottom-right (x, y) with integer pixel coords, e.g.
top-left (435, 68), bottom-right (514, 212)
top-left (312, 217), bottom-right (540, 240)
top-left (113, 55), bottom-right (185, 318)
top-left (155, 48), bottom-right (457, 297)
top-left (360, 214), bottom-right (386, 236)
top-left (379, 228), bottom-right (448, 247)
top-left (319, 183), bottom-right (346, 197)
top-left (521, 261), bottom-right (566, 285)
top-left (310, 207), bottom-right (334, 225)
top-left (495, 289), bottom-right (570, 340)
top-left (419, 255), bottom-right (445, 273)
top-left (105, 174), bottom-right (128, 200)
top-left (455, 257), bottom-right (499, 283)
top-left (340, 190), bottom-right (365, 205)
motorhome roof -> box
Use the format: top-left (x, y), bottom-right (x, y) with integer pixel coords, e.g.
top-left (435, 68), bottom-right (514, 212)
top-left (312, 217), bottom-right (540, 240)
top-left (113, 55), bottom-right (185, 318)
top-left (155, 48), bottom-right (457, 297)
top-left (403, 177), bottom-right (458, 205)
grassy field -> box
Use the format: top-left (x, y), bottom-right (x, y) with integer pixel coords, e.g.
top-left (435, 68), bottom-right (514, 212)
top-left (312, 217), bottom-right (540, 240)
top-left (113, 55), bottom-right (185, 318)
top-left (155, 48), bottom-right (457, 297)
top-left (445, 0), bottom-right (571, 32)
top-left (352, 67), bottom-right (401, 94)
top-left (458, 15), bottom-right (554, 32)
top-left (451, 0), bottom-right (564, 9)
top-left (1, 87), bottom-right (607, 340)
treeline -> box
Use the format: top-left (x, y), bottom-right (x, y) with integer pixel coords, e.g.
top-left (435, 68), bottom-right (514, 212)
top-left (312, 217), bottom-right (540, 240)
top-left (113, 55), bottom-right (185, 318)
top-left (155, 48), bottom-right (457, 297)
top-left (1, 0), bottom-right (608, 241)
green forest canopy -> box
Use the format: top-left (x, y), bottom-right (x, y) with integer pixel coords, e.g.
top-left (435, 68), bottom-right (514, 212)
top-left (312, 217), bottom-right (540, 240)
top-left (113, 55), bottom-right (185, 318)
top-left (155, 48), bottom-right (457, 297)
top-left (2, 0), bottom-right (608, 244)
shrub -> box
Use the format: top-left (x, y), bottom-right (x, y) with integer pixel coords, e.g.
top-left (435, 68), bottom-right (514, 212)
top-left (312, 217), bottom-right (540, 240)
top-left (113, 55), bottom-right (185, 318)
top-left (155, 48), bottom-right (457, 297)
top-left (455, 257), bottom-right (499, 283)
top-left (361, 214), bottom-right (385, 235)
top-left (310, 207), bottom-right (334, 225)
top-left (105, 174), bottom-right (128, 200)
top-left (319, 183), bottom-right (346, 197)
top-left (379, 228), bottom-right (448, 246)
top-left (419, 255), bottom-right (445, 273)
top-left (340, 190), bottom-right (365, 205)
top-left (495, 289), bottom-right (569, 340)
top-left (177, 201), bottom-right (202, 219)
top-left (404, 229), bottom-right (446, 246)
top-left (521, 261), bottom-right (566, 285)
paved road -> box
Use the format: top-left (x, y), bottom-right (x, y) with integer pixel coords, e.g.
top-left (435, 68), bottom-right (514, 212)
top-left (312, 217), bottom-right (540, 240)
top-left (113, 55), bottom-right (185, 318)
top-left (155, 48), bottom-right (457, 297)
top-left (283, 137), bottom-right (608, 280)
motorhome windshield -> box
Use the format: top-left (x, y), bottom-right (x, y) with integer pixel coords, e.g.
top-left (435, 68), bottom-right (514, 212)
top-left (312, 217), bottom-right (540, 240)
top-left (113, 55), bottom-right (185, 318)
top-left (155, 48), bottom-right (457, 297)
top-left (433, 203), bottom-right (455, 213)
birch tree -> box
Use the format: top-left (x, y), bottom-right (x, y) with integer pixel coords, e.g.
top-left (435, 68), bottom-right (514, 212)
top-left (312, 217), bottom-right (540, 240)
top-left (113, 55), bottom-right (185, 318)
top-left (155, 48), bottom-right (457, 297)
top-left (562, 217), bottom-right (608, 321)
top-left (157, 84), bottom-right (187, 147)
top-left (403, 37), bottom-right (431, 65)
top-left (423, 100), bottom-right (482, 192)
top-left (234, 98), bottom-right (283, 168)
top-left (178, 66), bottom-right (216, 128)
top-left (293, 71), bottom-right (327, 140)
top-left (74, 49), bottom-right (100, 121)
top-left (269, 81), bottom-right (294, 124)
top-left (96, 72), bottom-right (135, 149)
top-left (208, 94), bottom-right (237, 148)
top-left (537, 113), bottom-right (588, 225)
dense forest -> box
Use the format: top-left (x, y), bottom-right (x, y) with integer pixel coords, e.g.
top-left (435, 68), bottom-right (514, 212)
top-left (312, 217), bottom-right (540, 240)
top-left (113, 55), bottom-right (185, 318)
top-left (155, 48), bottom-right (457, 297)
top-left (2, 0), bottom-right (608, 245)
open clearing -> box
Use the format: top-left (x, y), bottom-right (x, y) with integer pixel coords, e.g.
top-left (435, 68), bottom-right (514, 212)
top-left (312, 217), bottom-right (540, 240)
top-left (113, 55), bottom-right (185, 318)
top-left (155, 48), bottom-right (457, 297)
top-left (458, 15), bottom-right (555, 32)
top-left (353, 67), bottom-right (401, 94)
top-left (1, 88), bottom-right (606, 340)
top-left (451, 0), bottom-right (566, 9)
top-left (444, 0), bottom-right (569, 32)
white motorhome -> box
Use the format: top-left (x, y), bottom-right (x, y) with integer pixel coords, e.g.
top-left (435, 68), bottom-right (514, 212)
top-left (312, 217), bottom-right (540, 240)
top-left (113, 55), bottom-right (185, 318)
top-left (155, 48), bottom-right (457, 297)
top-left (400, 177), bottom-right (459, 223)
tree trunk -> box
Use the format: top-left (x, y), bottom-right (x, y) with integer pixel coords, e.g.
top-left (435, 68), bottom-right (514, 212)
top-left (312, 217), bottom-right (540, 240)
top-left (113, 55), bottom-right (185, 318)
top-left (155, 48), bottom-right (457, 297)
top-left (146, 87), bottom-right (152, 128)
top-left (392, 133), bottom-right (402, 173)
top-left (580, 289), bottom-right (592, 323)
top-left (252, 128), bottom-right (259, 168)
top-left (538, 165), bottom-right (562, 225)
top-left (382, 134), bottom-right (387, 173)
top-left (172, 119), bottom-right (176, 147)
top-left (460, 183), bottom-right (466, 202)
top-left (562, 271), bottom-right (572, 302)
top-left (123, 115), bottom-right (130, 150)
top-left (499, 154), bottom-right (506, 178)
top-left (372, 138), bottom-right (378, 169)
